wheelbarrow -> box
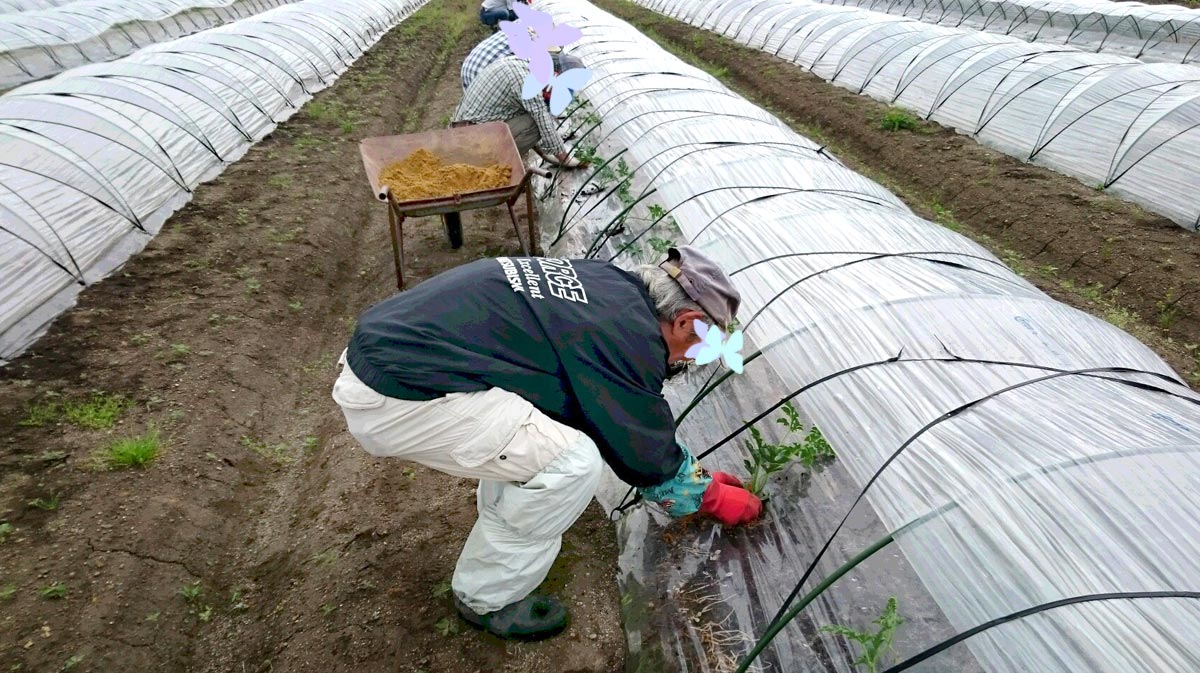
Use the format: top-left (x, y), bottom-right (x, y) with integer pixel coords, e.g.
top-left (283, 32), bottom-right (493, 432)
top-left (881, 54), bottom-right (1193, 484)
top-left (359, 121), bottom-right (549, 290)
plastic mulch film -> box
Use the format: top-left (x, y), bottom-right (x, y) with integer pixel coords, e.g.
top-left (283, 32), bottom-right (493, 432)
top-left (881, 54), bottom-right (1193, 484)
top-left (531, 0), bottom-right (1200, 671)
top-left (637, 0), bottom-right (1200, 232)
top-left (0, 0), bottom-right (429, 364)
top-left (811, 0), bottom-right (1200, 65)
top-left (0, 0), bottom-right (304, 92)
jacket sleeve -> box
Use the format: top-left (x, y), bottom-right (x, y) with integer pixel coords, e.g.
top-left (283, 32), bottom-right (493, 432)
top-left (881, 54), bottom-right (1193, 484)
top-left (562, 351), bottom-right (686, 488)
top-left (519, 89), bottom-right (567, 157)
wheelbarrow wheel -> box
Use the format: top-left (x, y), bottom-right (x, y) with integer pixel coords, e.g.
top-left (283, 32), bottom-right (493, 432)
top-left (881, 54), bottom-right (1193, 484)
top-left (443, 213), bottom-right (464, 249)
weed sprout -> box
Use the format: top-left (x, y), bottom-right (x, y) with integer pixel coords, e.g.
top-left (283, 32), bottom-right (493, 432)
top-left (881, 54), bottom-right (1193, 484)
top-left (39, 582), bottom-right (67, 600)
top-left (880, 108), bottom-right (919, 132)
top-left (104, 430), bottom-right (163, 469)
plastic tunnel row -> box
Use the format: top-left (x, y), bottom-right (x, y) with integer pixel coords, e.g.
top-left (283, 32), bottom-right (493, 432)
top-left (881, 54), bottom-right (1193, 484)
top-left (0, 1), bottom-right (69, 14)
top-left (0, 0), bottom-right (305, 91)
top-left (534, 0), bottom-right (1200, 671)
top-left (0, 0), bottom-right (430, 363)
top-left (812, 0), bottom-right (1200, 64)
top-left (639, 0), bottom-right (1200, 230)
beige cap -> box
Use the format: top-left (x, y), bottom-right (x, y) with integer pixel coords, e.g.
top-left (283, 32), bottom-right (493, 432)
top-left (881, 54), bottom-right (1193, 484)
top-left (659, 246), bottom-right (741, 331)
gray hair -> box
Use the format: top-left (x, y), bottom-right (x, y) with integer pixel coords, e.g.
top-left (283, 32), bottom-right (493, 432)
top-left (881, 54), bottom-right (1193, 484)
top-left (637, 265), bottom-right (710, 324)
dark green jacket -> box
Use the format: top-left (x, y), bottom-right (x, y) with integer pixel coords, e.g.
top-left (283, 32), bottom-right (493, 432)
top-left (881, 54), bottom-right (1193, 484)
top-left (346, 257), bottom-right (685, 487)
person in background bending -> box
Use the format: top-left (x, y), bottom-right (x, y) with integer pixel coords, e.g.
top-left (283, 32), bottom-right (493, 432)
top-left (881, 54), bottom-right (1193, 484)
top-left (452, 55), bottom-right (586, 168)
top-left (479, 0), bottom-right (529, 29)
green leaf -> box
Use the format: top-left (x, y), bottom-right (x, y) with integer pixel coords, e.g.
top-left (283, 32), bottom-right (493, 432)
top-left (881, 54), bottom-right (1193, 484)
top-left (820, 623), bottom-right (869, 643)
top-left (821, 598), bottom-right (903, 673)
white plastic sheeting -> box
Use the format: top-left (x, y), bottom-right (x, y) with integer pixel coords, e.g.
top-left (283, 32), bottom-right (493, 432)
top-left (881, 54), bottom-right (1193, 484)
top-left (534, 0), bottom-right (1200, 671)
top-left (0, 0), bottom-right (428, 363)
top-left (0, 1), bottom-right (68, 13)
top-left (638, 0), bottom-right (1200, 230)
top-left (0, 0), bottom-right (306, 91)
top-left (815, 0), bottom-right (1200, 64)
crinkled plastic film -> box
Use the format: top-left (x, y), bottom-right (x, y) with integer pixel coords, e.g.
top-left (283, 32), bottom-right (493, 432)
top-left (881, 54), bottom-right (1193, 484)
top-left (0, 0), bottom-right (429, 363)
top-left (533, 0), bottom-right (1200, 671)
top-left (0, 0), bottom-right (311, 91)
top-left (636, 0), bottom-right (1200, 232)
top-left (810, 0), bottom-right (1200, 65)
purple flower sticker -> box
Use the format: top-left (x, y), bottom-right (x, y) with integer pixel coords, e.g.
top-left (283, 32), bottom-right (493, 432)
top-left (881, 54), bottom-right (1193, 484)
top-left (500, 3), bottom-right (582, 85)
top-left (685, 320), bottom-right (744, 373)
top-left (521, 67), bottom-right (592, 115)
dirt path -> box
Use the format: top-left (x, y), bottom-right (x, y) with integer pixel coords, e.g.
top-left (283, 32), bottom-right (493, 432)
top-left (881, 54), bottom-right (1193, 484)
top-left (597, 0), bottom-right (1200, 383)
top-left (0, 2), bottom-right (623, 672)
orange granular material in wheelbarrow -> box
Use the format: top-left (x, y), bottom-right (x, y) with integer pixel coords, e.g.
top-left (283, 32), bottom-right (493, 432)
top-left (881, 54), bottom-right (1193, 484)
top-left (379, 148), bottom-right (512, 202)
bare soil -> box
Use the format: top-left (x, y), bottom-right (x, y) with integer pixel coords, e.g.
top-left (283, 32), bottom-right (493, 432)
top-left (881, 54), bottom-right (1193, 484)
top-left (0, 2), bottom-right (624, 672)
top-left (598, 0), bottom-right (1200, 383)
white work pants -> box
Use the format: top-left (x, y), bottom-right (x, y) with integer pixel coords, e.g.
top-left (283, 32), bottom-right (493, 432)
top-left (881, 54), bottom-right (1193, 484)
top-left (331, 351), bottom-right (603, 613)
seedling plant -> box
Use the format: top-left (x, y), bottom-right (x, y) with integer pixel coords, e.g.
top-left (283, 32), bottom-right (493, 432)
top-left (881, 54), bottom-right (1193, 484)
top-left (647, 203), bottom-right (680, 233)
top-left (230, 587), bottom-right (250, 612)
top-left (40, 582), bottom-right (67, 600)
top-left (743, 401), bottom-right (835, 497)
top-left (435, 616), bottom-right (459, 636)
top-left (28, 494), bottom-right (60, 511)
top-left (179, 581), bottom-right (203, 604)
top-left (821, 597), bottom-right (904, 673)
top-left (647, 237), bottom-right (675, 255)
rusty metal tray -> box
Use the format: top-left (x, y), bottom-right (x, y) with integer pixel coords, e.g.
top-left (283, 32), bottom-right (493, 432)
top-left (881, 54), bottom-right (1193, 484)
top-left (358, 122), bottom-right (528, 217)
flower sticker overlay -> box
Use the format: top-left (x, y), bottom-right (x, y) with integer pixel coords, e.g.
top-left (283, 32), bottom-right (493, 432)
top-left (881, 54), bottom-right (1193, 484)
top-left (685, 320), bottom-right (744, 374)
top-left (500, 3), bottom-right (592, 115)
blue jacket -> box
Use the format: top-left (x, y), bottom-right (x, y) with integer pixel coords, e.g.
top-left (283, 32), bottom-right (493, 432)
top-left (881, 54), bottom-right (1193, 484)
top-left (346, 257), bottom-right (686, 487)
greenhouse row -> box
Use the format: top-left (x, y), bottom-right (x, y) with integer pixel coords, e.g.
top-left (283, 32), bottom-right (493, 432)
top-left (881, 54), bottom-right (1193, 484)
top-left (536, 0), bottom-right (1200, 670)
top-left (0, 0), bottom-right (428, 363)
top-left (0, 0), bottom-right (304, 91)
top-left (637, 0), bottom-right (1200, 231)
top-left (0, 0), bottom-right (67, 13)
top-left (812, 0), bottom-right (1200, 64)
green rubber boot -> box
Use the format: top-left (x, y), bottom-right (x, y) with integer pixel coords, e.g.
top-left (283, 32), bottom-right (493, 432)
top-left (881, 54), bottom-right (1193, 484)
top-left (454, 594), bottom-right (569, 641)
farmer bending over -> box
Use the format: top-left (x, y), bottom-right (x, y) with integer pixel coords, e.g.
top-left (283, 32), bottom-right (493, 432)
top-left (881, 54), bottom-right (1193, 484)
top-left (461, 32), bottom-right (573, 98)
top-left (461, 30), bottom-right (514, 91)
top-left (479, 0), bottom-right (528, 29)
top-left (332, 247), bottom-right (763, 640)
top-left (452, 55), bottom-right (585, 168)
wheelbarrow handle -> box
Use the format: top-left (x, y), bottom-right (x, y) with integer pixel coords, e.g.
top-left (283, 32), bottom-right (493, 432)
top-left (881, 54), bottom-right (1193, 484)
top-left (527, 166), bottom-right (552, 179)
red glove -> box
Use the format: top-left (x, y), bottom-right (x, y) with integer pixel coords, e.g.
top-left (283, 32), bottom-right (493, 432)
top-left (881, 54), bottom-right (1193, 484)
top-left (698, 479), bottom-right (762, 526)
top-left (709, 471), bottom-right (744, 489)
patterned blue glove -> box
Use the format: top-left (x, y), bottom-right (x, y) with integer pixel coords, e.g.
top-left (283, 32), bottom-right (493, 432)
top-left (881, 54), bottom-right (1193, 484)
top-left (638, 445), bottom-right (713, 517)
